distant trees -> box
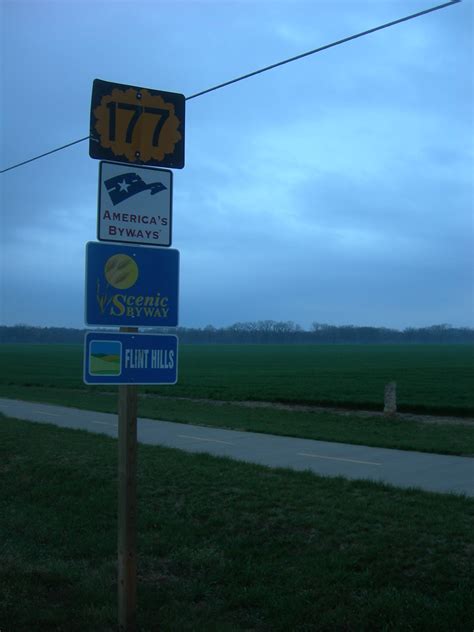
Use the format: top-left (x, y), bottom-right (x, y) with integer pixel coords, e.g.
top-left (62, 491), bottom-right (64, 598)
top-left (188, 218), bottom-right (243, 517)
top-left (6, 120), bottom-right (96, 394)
top-left (0, 324), bottom-right (84, 344)
top-left (1, 322), bottom-right (473, 345)
top-left (310, 323), bottom-right (399, 344)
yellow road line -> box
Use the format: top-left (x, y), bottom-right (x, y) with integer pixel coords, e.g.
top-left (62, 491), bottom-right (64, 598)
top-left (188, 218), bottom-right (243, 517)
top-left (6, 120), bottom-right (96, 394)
top-left (178, 434), bottom-right (234, 446)
top-left (298, 452), bottom-right (381, 466)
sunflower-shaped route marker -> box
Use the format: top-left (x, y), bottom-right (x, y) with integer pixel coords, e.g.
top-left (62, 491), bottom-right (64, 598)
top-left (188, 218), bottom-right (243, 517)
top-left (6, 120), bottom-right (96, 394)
top-left (89, 78), bottom-right (185, 169)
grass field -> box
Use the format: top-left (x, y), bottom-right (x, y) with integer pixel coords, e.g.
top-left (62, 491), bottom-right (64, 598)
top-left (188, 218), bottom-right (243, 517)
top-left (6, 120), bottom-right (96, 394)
top-left (1, 343), bottom-right (473, 414)
top-left (90, 353), bottom-right (121, 375)
top-left (1, 416), bottom-right (473, 631)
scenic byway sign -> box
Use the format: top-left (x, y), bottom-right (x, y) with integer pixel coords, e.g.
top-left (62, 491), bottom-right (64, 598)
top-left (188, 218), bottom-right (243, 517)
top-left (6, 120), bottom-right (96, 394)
top-left (84, 331), bottom-right (178, 385)
top-left (85, 241), bottom-right (179, 328)
top-left (89, 78), bottom-right (185, 169)
top-left (98, 161), bottom-right (172, 247)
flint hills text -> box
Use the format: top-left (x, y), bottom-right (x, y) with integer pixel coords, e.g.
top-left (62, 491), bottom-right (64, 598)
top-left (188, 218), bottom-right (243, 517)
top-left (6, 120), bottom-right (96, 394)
top-left (125, 348), bottom-right (175, 370)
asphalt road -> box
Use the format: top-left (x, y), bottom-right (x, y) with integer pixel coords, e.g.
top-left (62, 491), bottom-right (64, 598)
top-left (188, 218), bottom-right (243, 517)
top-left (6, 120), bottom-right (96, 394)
top-left (1, 397), bottom-right (473, 497)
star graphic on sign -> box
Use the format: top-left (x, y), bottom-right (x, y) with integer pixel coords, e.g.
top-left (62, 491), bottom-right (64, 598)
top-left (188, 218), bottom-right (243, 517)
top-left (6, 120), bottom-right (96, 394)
top-left (117, 179), bottom-right (130, 192)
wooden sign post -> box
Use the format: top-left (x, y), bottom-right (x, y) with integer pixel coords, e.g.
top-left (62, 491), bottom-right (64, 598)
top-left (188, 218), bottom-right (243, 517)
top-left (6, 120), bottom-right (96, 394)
top-left (118, 326), bottom-right (138, 631)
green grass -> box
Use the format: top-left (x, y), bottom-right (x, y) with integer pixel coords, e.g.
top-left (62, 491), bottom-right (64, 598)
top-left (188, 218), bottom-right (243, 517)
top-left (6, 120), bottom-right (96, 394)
top-left (2, 384), bottom-right (474, 456)
top-left (1, 343), bottom-right (473, 414)
top-left (1, 416), bottom-right (473, 631)
top-left (90, 354), bottom-right (121, 375)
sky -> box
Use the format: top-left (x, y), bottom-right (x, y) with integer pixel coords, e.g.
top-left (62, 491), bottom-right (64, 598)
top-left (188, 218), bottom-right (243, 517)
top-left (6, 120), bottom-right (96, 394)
top-left (1, 0), bottom-right (473, 331)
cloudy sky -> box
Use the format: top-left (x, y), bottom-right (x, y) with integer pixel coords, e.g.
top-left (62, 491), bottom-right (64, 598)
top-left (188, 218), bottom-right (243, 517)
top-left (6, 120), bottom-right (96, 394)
top-left (1, 0), bottom-right (472, 330)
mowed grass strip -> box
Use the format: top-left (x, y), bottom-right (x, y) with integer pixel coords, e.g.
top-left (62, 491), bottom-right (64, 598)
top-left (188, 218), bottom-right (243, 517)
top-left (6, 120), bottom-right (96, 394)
top-left (2, 385), bottom-right (474, 456)
top-left (1, 343), bottom-right (473, 414)
top-left (1, 416), bottom-right (473, 632)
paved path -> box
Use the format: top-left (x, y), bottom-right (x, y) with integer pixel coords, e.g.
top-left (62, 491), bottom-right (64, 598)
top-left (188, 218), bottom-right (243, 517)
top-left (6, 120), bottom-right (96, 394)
top-left (1, 398), bottom-right (473, 497)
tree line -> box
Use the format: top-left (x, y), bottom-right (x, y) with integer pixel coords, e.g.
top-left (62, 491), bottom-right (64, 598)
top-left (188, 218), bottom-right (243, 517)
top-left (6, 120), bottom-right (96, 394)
top-left (1, 322), bottom-right (473, 344)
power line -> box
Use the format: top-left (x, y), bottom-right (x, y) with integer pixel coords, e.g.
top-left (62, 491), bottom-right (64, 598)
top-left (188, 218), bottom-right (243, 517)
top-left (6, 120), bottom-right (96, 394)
top-left (0, 136), bottom-right (91, 174)
top-left (185, 0), bottom-right (461, 101)
top-left (0, 0), bottom-right (461, 175)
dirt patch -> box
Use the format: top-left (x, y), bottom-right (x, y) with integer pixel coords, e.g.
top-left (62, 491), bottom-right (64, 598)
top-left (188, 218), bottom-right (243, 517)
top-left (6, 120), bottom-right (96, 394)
top-left (141, 394), bottom-right (474, 427)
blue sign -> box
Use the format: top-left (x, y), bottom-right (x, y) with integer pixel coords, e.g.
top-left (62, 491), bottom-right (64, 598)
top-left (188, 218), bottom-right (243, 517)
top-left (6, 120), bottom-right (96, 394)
top-left (85, 242), bottom-right (179, 327)
top-left (84, 331), bottom-right (178, 385)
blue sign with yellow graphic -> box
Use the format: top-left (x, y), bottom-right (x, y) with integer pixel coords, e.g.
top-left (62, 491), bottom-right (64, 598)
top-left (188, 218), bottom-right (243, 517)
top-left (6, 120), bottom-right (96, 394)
top-left (85, 242), bottom-right (179, 327)
top-left (84, 331), bottom-right (178, 385)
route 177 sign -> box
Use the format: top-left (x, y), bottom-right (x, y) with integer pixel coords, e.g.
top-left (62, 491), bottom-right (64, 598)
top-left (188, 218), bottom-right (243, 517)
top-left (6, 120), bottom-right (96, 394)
top-left (89, 78), bottom-right (185, 169)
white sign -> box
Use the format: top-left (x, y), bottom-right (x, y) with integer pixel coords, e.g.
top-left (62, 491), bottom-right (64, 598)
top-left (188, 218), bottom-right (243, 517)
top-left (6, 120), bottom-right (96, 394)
top-left (97, 161), bottom-right (172, 247)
